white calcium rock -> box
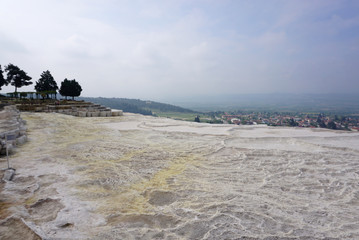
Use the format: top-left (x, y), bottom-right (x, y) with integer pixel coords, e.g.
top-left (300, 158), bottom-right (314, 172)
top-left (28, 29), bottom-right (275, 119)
top-left (3, 168), bottom-right (15, 181)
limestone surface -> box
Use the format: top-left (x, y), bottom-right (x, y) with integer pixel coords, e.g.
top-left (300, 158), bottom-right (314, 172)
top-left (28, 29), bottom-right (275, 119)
top-left (1, 112), bottom-right (359, 239)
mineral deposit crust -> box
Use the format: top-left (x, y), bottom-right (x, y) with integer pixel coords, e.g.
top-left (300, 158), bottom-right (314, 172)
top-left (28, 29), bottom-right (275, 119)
top-left (1, 112), bottom-right (359, 239)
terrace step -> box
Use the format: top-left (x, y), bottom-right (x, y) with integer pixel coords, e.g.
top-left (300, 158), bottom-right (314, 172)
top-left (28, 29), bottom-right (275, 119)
top-left (16, 101), bottom-right (123, 118)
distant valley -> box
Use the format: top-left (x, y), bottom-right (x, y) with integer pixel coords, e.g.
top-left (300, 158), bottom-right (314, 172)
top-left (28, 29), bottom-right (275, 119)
top-left (166, 93), bottom-right (359, 114)
top-left (80, 94), bottom-right (359, 130)
top-left (79, 97), bottom-right (200, 121)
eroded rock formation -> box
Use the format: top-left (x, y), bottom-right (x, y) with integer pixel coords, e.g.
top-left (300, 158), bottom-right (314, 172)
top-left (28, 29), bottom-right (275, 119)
top-left (0, 105), bottom-right (27, 156)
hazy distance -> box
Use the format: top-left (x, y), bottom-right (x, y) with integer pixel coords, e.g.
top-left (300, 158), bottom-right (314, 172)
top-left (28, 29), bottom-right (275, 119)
top-left (1, 0), bottom-right (359, 101)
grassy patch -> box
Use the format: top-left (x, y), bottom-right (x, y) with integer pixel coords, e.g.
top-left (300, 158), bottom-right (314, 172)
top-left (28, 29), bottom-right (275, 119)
top-left (154, 112), bottom-right (207, 122)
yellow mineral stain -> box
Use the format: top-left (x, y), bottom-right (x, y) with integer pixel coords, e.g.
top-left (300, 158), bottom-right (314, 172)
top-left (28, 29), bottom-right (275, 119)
top-left (99, 154), bottom-right (201, 215)
top-left (20, 113), bottom-right (205, 217)
top-left (20, 113), bottom-right (111, 160)
top-left (0, 200), bottom-right (13, 219)
top-left (24, 196), bottom-right (38, 206)
top-left (75, 149), bottom-right (147, 185)
top-left (116, 149), bottom-right (147, 163)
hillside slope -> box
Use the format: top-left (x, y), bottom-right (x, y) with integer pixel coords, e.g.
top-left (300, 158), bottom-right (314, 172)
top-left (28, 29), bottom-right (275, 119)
top-left (79, 97), bottom-right (195, 116)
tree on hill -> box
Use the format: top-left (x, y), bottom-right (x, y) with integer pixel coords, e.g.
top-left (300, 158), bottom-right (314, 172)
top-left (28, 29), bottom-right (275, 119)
top-left (5, 64), bottom-right (32, 94)
top-left (35, 70), bottom-right (58, 99)
top-left (59, 79), bottom-right (70, 100)
top-left (59, 78), bottom-right (82, 100)
top-left (0, 65), bottom-right (7, 90)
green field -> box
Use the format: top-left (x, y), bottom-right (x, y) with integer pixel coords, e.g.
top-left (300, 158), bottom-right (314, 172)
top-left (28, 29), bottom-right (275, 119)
top-left (153, 111), bottom-right (207, 122)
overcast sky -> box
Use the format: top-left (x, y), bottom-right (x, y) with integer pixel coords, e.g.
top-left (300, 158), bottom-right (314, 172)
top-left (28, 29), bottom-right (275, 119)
top-left (0, 0), bottom-right (358, 100)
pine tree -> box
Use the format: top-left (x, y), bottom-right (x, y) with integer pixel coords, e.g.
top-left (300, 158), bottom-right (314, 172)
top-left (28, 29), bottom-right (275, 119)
top-left (5, 64), bottom-right (32, 94)
top-left (35, 70), bottom-right (58, 99)
top-left (68, 79), bottom-right (82, 100)
top-left (0, 65), bottom-right (7, 90)
top-left (59, 78), bottom-right (70, 100)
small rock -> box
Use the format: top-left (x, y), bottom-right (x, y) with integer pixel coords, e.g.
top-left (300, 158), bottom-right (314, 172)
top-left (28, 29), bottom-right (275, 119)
top-left (57, 222), bottom-right (74, 228)
top-left (16, 135), bottom-right (27, 145)
top-left (3, 168), bottom-right (16, 181)
top-left (0, 143), bottom-right (13, 155)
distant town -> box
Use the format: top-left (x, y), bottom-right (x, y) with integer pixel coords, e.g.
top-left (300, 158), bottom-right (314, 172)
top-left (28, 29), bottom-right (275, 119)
top-left (205, 111), bottom-right (359, 131)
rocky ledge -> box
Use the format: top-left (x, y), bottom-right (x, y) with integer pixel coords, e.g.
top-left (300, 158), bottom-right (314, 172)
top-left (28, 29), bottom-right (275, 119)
top-left (0, 105), bottom-right (27, 156)
top-left (17, 100), bottom-right (123, 117)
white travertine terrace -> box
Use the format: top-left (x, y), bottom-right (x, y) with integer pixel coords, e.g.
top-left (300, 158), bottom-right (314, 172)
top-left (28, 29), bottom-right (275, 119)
top-left (0, 105), bottom-right (28, 155)
top-left (1, 112), bottom-right (359, 239)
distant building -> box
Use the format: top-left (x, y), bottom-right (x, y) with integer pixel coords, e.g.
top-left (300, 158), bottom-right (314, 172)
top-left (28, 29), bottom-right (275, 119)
top-left (231, 118), bottom-right (240, 125)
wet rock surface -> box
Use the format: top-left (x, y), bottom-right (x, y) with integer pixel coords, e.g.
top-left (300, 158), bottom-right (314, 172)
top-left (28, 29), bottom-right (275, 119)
top-left (27, 198), bottom-right (64, 223)
top-left (0, 217), bottom-right (42, 240)
top-left (0, 112), bottom-right (359, 239)
top-left (147, 190), bottom-right (177, 206)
